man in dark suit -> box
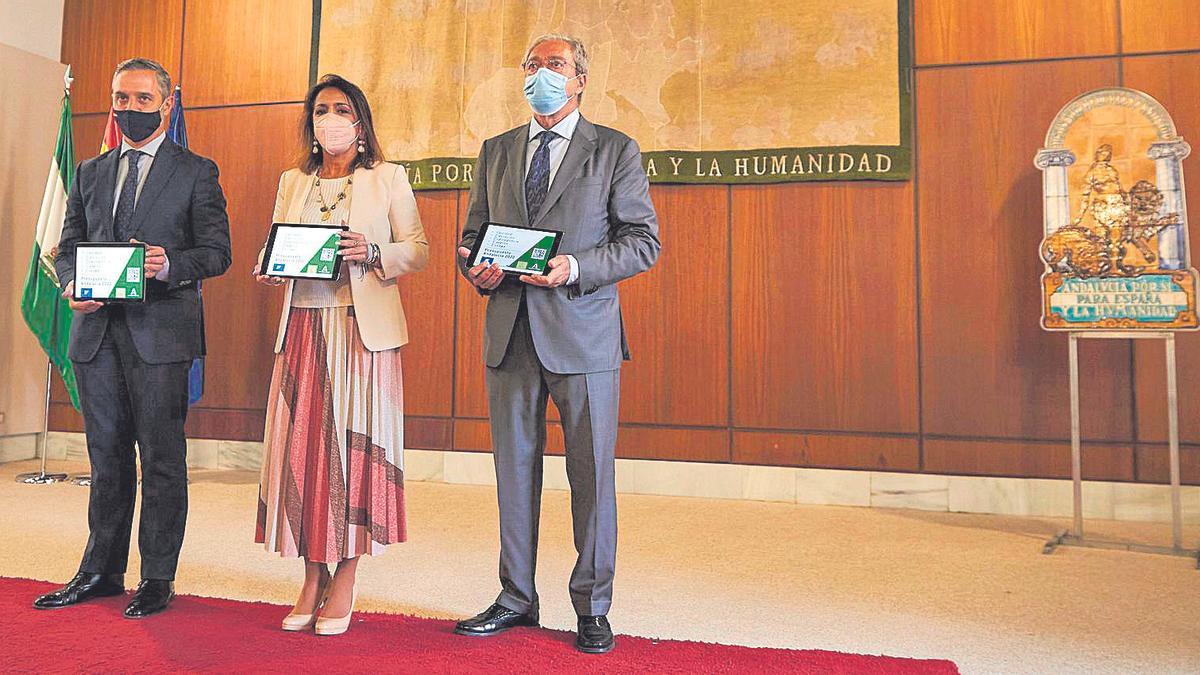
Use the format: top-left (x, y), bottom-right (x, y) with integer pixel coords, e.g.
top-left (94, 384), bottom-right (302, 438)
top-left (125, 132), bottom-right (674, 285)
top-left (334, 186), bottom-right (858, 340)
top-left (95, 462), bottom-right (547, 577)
top-left (34, 58), bottom-right (231, 618)
top-left (454, 35), bottom-right (660, 653)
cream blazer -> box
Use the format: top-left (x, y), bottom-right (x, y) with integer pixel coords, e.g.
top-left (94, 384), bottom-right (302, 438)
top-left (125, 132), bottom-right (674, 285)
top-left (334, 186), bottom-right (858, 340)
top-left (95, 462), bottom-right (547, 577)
top-left (269, 163), bottom-right (428, 353)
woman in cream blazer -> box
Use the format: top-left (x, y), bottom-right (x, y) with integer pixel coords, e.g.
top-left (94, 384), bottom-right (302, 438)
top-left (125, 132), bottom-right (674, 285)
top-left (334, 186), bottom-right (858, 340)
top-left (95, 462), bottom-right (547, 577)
top-left (253, 75), bottom-right (427, 636)
top-left (268, 160), bottom-right (425, 353)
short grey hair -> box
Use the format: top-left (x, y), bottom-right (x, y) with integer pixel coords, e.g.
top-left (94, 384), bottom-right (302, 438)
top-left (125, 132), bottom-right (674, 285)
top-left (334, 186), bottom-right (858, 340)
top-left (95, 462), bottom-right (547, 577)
top-left (112, 57), bottom-right (172, 101)
top-left (522, 33), bottom-right (589, 75)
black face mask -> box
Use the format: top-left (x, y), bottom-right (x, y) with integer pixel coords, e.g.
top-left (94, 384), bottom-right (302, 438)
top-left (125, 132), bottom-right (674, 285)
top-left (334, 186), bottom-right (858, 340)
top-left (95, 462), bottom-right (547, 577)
top-left (114, 108), bottom-right (162, 143)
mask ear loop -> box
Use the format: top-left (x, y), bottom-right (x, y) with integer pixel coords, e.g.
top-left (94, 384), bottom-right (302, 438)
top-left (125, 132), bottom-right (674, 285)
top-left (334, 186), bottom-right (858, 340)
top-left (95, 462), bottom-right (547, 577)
top-left (351, 119), bottom-right (364, 154)
top-left (568, 74), bottom-right (584, 101)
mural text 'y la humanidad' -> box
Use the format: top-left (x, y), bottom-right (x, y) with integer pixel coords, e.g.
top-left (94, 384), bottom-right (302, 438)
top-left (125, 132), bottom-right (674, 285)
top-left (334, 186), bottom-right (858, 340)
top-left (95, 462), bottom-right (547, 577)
top-left (315, 0), bottom-right (913, 189)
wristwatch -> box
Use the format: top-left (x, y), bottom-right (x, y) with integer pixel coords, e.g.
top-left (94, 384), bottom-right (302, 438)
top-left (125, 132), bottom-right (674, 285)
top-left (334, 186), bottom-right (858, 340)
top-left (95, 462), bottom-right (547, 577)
top-left (368, 243), bottom-right (381, 267)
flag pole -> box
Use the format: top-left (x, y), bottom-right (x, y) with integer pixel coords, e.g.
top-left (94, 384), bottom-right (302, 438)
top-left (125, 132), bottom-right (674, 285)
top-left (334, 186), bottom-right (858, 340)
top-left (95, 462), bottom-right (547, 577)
top-left (15, 360), bottom-right (67, 484)
top-left (16, 65), bottom-right (73, 485)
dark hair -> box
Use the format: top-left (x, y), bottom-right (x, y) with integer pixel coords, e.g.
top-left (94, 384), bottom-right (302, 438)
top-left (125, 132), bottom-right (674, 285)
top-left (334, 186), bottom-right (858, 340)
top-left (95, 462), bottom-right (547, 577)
top-left (299, 74), bottom-right (384, 174)
top-left (113, 57), bottom-right (172, 100)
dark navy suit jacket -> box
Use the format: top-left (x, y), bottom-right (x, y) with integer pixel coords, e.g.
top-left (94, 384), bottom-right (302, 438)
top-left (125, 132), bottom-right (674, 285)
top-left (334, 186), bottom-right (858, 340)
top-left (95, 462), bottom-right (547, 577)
top-left (54, 137), bottom-right (232, 364)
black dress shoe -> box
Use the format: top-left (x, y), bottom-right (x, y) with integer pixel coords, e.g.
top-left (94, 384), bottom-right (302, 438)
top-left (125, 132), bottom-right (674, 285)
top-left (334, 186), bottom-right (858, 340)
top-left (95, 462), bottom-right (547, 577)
top-left (123, 579), bottom-right (175, 619)
top-left (454, 603), bottom-right (538, 636)
top-left (33, 572), bottom-right (125, 609)
top-left (576, 615), bottom-right (615, 654)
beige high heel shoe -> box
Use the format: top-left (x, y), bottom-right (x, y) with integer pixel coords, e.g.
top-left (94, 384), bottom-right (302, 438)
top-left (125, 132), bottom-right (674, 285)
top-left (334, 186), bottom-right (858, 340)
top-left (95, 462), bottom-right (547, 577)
top-left (314, 587), bottom-right (357, 636)
top-left (281, 573), bottom-right (331, 632)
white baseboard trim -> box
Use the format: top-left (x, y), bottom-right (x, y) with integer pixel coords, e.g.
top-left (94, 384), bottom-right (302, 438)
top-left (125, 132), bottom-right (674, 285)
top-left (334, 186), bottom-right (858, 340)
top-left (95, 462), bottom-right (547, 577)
top-left (22, 432), bottom-right (1200, 524)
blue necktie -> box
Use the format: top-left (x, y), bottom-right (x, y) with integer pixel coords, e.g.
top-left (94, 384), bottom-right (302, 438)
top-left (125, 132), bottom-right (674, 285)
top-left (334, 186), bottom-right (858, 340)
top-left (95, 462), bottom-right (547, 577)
top-left (114, 149), bottom-right (143, 241)
top-left (525, 131), bottom-right (557, 224)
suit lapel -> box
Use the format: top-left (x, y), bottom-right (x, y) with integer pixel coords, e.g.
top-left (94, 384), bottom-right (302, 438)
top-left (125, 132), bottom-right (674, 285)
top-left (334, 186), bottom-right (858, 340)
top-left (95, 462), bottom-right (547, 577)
top-left (96, 149), bottom-right (121, 241)
top-left (128, 138), bottom-right (181, 240)
top-left (531, 117), bottom-right (597, 227)
top-left (345, 166), bottom-right (371, 232)
top-left (506, 124), bottom-right (530, 226)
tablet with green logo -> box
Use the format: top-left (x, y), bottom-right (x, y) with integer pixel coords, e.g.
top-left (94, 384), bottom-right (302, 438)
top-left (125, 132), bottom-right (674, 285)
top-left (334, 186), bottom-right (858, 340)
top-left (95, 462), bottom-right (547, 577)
top-left (260, 222), bottom-right (348, 280)
top-left (468, 222), bottom-right (563, 276)
top-left (73, 242), bottom-right (146, 302)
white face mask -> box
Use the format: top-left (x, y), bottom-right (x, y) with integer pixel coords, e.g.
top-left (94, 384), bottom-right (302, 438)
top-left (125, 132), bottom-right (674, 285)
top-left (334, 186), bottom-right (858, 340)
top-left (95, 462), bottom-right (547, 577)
top-left (314, 115), bottom-right (360, 155)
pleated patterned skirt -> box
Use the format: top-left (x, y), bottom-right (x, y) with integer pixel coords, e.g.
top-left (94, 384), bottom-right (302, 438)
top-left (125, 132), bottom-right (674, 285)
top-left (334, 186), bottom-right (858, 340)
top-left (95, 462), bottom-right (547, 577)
top-left (256, 306), bottom-right (407, 563)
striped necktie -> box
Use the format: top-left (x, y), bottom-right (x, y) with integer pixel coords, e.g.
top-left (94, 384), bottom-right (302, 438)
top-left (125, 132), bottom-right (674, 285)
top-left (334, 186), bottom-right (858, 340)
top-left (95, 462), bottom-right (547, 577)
top-left (114, 149), bottom-right (143, 241)
top-left (524, 130), bottom-right (557, 224)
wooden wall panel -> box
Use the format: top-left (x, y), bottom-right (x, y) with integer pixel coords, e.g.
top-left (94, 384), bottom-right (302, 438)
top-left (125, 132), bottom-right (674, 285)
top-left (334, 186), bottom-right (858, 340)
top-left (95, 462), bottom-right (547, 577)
top-left (48, 400), bottom-right (84, 433)
top-left (401, 191), bottom-right (457, 418)
top-left (70, 114), bottom-right (107, 161)
top-left (733, 431), bottom-right (920, 472)
top-left (732, 181), bottom-right (918, 434)
top-left (455, 419), bottom-right (729, 463)
top-left (1133, 333), bottom-right (1200, 445)
top-left (914, 0), bottom-right (1119, 66)
top-left (61, 0), bottom-right (185, 114)
top-left (615, 426), bottom-right (728, 462)
top-left (181, 0), bottom-right (312, 107)
top-left (453, 191), bottom-right (489, 419)
top-left (183, 408), bottom-right (263, 441)
top-left (1120, 0), bottom-right (1200, 54)
top-left (406, 416), bottom-right (453, 451)
top-left (1122, 54), bottom-right (1200, 445)
top-left (456, 418), bottom-right (552, 454)
top-left (1134, 444), bottom-right (1200, 485)
top-left (620, 185), bottom-right (728, 427)
top-left (924, 438), bottom-right (1134, 481)
top-left (918, 59), bottom-right (1134, 444)
top-left (181, 104), bottom-right (301, 437)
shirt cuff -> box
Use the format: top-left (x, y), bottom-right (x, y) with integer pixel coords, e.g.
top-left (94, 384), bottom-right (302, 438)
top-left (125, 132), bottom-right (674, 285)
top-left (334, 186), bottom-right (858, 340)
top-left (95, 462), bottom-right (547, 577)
top-left (566, 254), bottom-right (579, 286)
top-left (155, 256), bottom-right (170, 282)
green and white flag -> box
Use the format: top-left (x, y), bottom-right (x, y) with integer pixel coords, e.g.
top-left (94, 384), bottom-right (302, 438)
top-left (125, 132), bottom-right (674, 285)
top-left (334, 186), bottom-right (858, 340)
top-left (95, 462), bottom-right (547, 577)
top-left (20, 81), bottom-right (79, 409)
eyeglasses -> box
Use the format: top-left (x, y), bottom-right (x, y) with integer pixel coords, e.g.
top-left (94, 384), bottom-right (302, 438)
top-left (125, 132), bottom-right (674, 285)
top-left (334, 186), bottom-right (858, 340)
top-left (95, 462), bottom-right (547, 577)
top-left (521, 58), bottom-right (576, 76)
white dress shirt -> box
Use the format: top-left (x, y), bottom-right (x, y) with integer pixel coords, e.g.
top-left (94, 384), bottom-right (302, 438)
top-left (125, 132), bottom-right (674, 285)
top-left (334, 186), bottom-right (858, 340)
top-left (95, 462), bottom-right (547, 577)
top-left (114, 132), bottom-right (170, 281)
top-left (525, 109), bottom-right (580, 285)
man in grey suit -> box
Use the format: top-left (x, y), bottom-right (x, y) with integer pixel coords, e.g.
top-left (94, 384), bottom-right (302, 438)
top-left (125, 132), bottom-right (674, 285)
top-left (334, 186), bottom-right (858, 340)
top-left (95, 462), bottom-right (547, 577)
top-left (454, 34), bottom-right (660, 654)
top-left (34, 58), bottom-right (231, 618)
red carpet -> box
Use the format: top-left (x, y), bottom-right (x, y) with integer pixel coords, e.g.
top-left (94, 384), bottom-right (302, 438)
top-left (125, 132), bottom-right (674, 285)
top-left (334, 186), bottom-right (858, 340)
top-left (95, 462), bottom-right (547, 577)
top-left (2, 578), bottom-right (957, 673)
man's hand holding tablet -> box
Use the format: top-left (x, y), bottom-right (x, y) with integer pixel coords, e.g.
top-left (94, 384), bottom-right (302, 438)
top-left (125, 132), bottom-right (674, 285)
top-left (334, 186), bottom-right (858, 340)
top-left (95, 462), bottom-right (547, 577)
top-left (70, 242), bottom-right (147, 304)
top-left (458, 247), bottom-right (504, 290)
top-left (461, 222), bottom-right (563, 290)
top-left (517, 255), bottom-right (571, 288)
top-left (130, 238), bottom-right (167, 279)
top-left (62, 281), bottom-right (103, 314)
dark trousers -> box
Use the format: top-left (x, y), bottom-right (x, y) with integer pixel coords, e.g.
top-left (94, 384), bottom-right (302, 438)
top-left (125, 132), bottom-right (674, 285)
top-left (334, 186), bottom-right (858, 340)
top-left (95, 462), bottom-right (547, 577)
top-left (72, 309), bottom-right (191, 581)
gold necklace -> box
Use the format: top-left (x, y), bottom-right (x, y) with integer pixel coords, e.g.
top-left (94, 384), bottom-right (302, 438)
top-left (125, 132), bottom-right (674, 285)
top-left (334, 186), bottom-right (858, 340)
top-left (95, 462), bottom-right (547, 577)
top-left (314, 174), bottom-right (352, 222)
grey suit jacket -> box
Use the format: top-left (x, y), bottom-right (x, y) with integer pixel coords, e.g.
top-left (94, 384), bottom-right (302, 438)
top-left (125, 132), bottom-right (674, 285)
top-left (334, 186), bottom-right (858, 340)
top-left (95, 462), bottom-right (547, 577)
top-left (458, 116), bottom-right (661, 374)
top-left (54, 138), bottom-right (232, 364)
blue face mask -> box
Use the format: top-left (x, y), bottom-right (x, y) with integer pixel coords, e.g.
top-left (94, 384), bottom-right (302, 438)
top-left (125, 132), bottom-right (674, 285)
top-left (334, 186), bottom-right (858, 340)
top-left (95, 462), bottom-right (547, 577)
top-left (524, 68), bottom-right (579, 115)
